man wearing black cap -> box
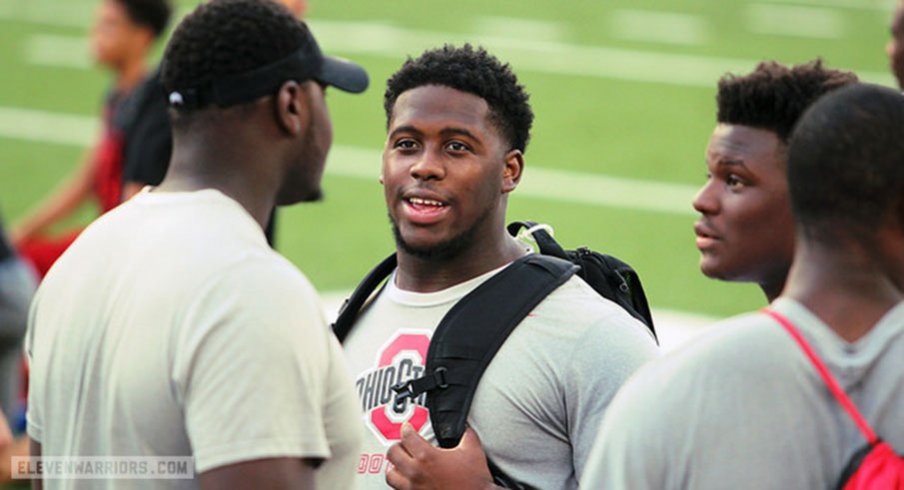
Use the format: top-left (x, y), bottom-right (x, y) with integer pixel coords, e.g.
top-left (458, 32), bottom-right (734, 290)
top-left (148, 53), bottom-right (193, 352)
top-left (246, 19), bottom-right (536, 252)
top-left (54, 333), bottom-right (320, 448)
top-left (25, 1), bottom-right (368, 488)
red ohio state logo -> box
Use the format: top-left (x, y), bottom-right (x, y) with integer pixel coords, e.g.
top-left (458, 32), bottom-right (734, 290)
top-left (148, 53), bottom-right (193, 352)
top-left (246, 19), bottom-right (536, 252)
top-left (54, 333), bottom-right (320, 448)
top-left (355, 331), bottom-right (431, 445)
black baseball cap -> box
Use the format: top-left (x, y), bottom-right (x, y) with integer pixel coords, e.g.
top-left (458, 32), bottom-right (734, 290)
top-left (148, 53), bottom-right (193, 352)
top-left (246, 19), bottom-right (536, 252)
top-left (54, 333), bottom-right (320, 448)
top-left (167, 22), bottom-right (368, 110)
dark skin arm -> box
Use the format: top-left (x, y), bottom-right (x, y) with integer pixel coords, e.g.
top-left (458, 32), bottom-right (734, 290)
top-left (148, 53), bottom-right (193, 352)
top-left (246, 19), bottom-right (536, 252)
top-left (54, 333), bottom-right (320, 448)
top-left (12, 152), bottom-right (95, 246)
top-left (386, 423), bottom-right (500, 490)
top-left (29, 439), bottom-right (41, 490)
top-left (199, 457), bottom-right (317, 490)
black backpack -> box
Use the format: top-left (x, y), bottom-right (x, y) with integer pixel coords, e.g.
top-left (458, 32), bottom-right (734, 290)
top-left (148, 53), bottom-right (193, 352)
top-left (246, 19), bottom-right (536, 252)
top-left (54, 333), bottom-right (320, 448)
top-left (332, 221), bottom-right (656, 488)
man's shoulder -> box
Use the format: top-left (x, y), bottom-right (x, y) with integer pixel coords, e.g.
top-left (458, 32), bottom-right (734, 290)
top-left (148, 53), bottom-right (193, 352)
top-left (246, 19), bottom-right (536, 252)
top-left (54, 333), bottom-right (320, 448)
top-left (623, 311), bottom-right (800, 400)
top-left (175, 254), bottom-right (327, 359)
top-left (533, 275), bottom-right (650, 334)
top-left (196, 250), bottom-right (316, 305)
top-left (56, 194), bottom-right (309, 297)
top-left (503, 275), bottom-right (658, 372)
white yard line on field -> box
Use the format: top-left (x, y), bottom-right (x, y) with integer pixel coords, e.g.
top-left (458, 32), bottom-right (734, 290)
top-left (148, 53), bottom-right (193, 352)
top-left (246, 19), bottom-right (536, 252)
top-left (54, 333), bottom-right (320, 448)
top-left (0, 106), bottom-right (700, 216)
top-left (0, 104), bottom-right (727, 333)
top-left (0, 107), bottom-right (98, 147)
top-left (23, 34), bottom-right (92, 69)
top-left (756, 0), bottom-right (895, 12)
top-left (609, 9), bottom-right (710, 46)
top-left (745, 4), bottom-right (846, 39)
top-left (0, 1), bottom-right (93, 29)
top-left (19, 19), bottom-right (897, 88)
top-left (472, 16), bottom-right (567, 43)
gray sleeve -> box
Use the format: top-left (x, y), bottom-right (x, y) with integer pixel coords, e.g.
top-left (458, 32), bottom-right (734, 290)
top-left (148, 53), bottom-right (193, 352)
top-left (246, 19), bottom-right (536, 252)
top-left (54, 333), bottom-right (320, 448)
top-left (581, 361), bottom-right (672, 490)
top-left (0, 258), bottom-right (37, 348)
top-left (567, 313), bottom-right (659, 483)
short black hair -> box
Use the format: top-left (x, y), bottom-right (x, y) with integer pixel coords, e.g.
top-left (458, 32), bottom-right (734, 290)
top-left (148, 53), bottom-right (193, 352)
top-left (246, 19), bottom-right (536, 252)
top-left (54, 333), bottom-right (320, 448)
top-left (114, 0), bottom-right (172, 38)
top-left (384, 44), bottom-right (534, 153)
top-left (788, 83), bottom-right (904, 245)
top-left (716, 60), bottom-right (858, 142)
top-left (161, 0), bottom-right (306, 120)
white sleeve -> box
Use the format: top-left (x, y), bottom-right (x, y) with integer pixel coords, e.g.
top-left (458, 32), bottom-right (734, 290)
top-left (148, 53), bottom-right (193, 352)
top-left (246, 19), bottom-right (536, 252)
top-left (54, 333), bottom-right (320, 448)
top-left (172, 257), bottom-right (333, 474)
top-left (25, 289), bottom-right (43, 444)
top-left (567, 312), bottom-right (659, 483)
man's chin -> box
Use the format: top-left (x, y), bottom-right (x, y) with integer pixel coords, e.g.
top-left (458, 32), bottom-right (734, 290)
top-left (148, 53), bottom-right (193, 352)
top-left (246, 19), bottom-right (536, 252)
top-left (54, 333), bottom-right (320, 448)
top-left (699, 258), bottom-right (730, 281)
top-left (277, 188), bottom-right (323, 206)
top-left (395, 234), bottom-right (450, 259)
top-left (391, 224), bottom-right (469, 261)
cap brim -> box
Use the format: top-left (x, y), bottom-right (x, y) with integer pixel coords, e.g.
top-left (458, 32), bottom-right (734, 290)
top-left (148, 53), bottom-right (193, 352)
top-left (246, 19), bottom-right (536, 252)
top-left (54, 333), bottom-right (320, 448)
top-left (317, 56), bottom-right (369, 94)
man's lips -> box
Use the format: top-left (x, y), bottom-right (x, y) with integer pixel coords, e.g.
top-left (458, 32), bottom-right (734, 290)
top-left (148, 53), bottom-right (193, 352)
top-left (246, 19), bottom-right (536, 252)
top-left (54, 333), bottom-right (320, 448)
top-left (694, 222), bottom-right (720, 250)
top-left (400, 192), bottom-right (450, 225)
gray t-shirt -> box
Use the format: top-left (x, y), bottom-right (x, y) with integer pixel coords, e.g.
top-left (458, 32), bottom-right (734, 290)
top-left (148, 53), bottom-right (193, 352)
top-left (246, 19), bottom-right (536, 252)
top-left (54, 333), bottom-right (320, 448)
top-left (343, 266), bottom-right (659, 489)
top-left (584, 297), bottom-right (904, 489)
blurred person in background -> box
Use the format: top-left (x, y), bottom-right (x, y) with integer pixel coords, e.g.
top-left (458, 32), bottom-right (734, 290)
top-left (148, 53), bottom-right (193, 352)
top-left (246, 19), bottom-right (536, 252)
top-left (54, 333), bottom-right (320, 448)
top-left (11, 0), bottom-right (172, 277)
top-left (0, 211), bottom-right (36, 481)
top-left (0, 212), bottom-right (35, 423)
top-left (278, 0), bottom-right (307, 17)
top-left (692, 60), bottom-right (856, 303)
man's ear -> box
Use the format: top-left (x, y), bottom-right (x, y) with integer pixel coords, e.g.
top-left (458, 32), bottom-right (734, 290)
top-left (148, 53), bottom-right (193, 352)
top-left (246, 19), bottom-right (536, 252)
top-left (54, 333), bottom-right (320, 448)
top-left (502, 149), bottom-right (524, 194)
top-left (275, 80), bottom-right (307, 136)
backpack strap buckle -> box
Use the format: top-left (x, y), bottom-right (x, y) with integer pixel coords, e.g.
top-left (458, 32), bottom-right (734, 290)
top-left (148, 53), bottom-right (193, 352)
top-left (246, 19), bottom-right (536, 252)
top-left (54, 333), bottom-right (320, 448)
top-left (392, 366), bottom-right (448, 403)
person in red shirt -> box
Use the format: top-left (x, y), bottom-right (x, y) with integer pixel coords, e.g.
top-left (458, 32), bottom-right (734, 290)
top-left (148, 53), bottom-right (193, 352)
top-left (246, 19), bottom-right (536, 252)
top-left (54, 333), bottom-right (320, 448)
top-left (12, 0), bottom-right (171, 277)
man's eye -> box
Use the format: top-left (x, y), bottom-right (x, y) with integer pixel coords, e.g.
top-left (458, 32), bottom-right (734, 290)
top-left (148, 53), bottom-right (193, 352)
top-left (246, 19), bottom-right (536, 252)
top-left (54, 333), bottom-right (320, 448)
top-left (726, 174), bottom-right (745, 188)
top-left (447, 141), bottom-right (470, 152)
top-left (394, 139), bottom-right (417, 149)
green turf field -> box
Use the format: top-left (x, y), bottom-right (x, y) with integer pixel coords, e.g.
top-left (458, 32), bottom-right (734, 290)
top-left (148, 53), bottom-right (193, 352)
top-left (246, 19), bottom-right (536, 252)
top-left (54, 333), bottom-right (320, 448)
top-left (0, 0), bottom-right (898, 319)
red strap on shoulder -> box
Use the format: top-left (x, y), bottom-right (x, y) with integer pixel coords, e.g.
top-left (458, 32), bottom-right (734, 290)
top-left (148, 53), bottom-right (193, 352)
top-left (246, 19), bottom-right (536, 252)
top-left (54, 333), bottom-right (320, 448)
top-left (763, 308), bottom-right (878, 444)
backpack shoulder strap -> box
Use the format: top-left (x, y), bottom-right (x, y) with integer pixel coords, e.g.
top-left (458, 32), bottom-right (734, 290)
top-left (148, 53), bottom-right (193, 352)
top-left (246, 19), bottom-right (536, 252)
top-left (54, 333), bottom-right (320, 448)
top-left (507, 220), bottom-right (569, 259)
top-left (393, 254), bottom-right (578, 448)
top-left (332, 254), bottom-right (397, 343)
top-left (509, 220), bottom-right (656, 334)
top-left (763, 307), bottom-right (878, 444)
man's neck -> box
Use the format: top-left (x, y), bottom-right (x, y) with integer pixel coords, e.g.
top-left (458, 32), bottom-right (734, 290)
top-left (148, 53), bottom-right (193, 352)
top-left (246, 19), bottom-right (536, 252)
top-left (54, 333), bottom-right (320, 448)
top-left (782, 240), bottom-right (903, 342)
top-left (759, 274), bottom-right (788, 304)
top-left (156, 132), bottom-right (281, 231)
top-left (114, 57), bottom-right (147, 94)
top-left (395, 234), bottom-right (527, 293)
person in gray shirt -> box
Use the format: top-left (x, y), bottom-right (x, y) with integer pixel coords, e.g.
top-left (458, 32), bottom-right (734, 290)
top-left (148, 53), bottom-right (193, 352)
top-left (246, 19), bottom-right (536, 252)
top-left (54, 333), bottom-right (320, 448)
top-left (584, 83), bottom-right (904, 489)
top-left (344, 45), bottom-right (658, 490)
top-left (0, 213), bottom-right (36, 422)
top-left (692, 60), bottom-right (856, 303)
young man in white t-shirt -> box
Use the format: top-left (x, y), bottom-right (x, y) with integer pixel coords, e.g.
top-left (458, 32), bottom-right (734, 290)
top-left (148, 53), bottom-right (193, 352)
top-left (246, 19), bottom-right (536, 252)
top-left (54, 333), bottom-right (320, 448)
top-left (584, 84), bottom-right (904, 489)
top-left (341, 44), bottom-right (659, 490)
top-left (25, 1), bottom-right (369, 489)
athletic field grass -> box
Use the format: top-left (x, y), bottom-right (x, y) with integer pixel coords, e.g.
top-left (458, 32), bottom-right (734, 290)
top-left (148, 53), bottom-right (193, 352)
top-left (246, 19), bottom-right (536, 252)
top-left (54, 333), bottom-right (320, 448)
top-left (0, 0), bottom-right (897, 323)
